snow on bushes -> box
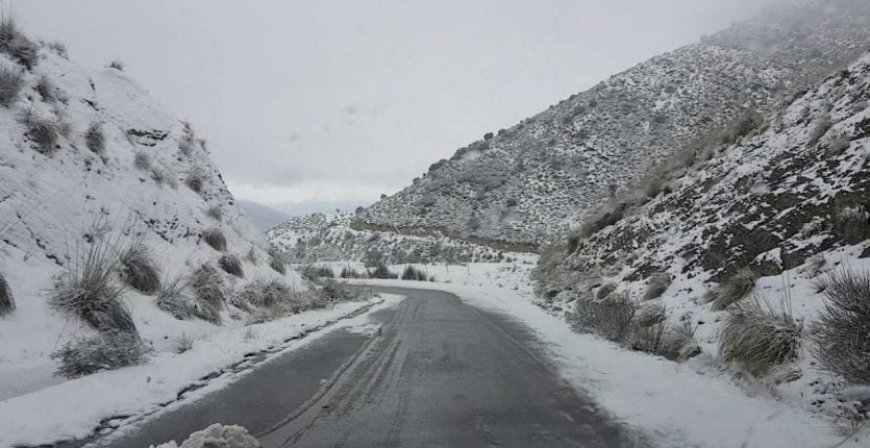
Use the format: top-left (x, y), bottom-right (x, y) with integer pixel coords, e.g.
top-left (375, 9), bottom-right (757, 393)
top-left (118, 244), bottom-right (161, 294)
top-left (85, 122), bottom-right (105, 155)
top-left (0, 15), bottom-right (38, 69)
top-left (189, 264), bottom-right (225, 324)
top-left (0, 271), bottom-right (13, 316)
top-left (0, 66), bottom-right (23, 106)
top-left (52, 330), bottom-right (149, 378)
top-left (719, 297), bottom-right (801, 376)
top-left (704, 268), bottom-right (758, 311)
top-left (202, 228), bottom-right (227, 252)
top-left (643, 272), bottom-right (671, 300)
top-left (219, 254), bottom-right (244, 278)
top-left (49, 238), bottom-right (136, 334)
top-left (812, 269), bottom-right (870, 384)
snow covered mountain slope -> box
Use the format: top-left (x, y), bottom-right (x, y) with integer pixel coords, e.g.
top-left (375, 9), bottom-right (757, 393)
top-left (537, 49), bottom-right (870, 428)
top-left (0, 28), bottom-right (309, 402)
top-left (268, 212), bottom-right (522, 265)
top-left (358, 0), bottom-right (870, 248)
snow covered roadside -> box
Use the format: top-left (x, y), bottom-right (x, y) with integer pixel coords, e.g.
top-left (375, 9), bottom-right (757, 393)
top-left (0, 294), bottom-right (404, 447)
top-left (348, 274), bottom-right (865, 448)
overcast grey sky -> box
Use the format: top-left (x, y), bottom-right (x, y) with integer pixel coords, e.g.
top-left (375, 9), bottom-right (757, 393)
top-left (16, 0), bottom-right (783, 214)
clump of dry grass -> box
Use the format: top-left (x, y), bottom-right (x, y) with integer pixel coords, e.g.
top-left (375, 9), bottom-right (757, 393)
top-left (704, 268), bottom-right (758, 311)
top-left (812, 269), bottom-right (870, 384)
top-left (719, 296), bottom-right (800, 376)
top-left (118, 244), bottom-right (160, 294)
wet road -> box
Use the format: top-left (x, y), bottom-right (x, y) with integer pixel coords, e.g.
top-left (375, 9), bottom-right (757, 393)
top-left (101, 287), bottom-right (641, 448)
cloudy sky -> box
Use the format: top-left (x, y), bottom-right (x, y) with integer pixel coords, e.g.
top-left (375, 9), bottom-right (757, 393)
top-left (17, 0), bottom-right (783, 215)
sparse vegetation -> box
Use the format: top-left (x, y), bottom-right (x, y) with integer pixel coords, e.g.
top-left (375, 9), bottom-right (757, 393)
top-left (644, 272), bottom-right (671, 300)
top-left (704, 268), bottom-right (758, 311)
top-left (189, 264), bottom-right (225, 324)
top-left (0, 66), bottom-right (23, 106)
top-left (118, 244), bottom-right (161, 294)
top-left (108, 60), bottom-right (125, 71)
top-left (301, 265), bottom-right (335, 280)
top-left (202, 228), bottom-right (227, 252)
top-left (35, 74), bottom-right (56, 102)
top-left (134, 152), bottom-right (151, 171)
top-left (219, 254), bottom-right (244, 278)
top-left (812, 269), bottom-right (870, 384)
top-left (0, 271), bottom-right (14, 316)
top-left (85, 123), bottom-right (105, 155)
top-left (155, 275), bottom-right (195, 320)
top-left (46, 40), bottom-right (68, 58)
top-left (570, 292), bottom-right (637, 342)
top-left (340, 266), bottom-right (362, 278)
top-left (808, 116), bottom-right (833, 147)
top-left (401, 265), bottom-right (430, 281)
top-left (719, 296), bottom-right (800, 375)
top-left (368, 262), bottom-right (398, 279)
top-left (173, 333), bottom-right (194, 354)
top-left (596, 282), bottom-right (617, 300)
top-left (206, 206), bottom-right (223, 221)
top-left (834, 205), bottom-right (870, 245)
top-left (52, 331), bottom-right (149, 378)
top-left (0, 15), bottom-right (38, 69)
top-left (50, 238), bottom-right (136, 334)
top-left (237, 279), bottom-right (291, 308)
top-left (269, 254), bottom-right (286, 275)
top-left (185, 166), bottom-right (208, 193)
top-left (21, 110), bottom-right (61, 154)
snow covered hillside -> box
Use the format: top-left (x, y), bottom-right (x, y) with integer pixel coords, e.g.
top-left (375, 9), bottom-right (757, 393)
top-left (538, 49), bottom-right (870, 430)
top-left (0, 22), bottom-right (372, 445)
top-left (268, 211), bottom-right (528, 265)
top-left (357, 0), bottom-right (870, 247)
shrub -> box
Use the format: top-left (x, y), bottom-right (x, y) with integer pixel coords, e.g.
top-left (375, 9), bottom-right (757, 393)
top-left (47, 40), bottom-right (68, 58)
top-left (50, 239), bottom-right (136, 334)
top-left (835, 205), bottom-right (870, 245)
top-left (206, 206), bottom-right (223, 221)
top-left (808, 116), bottom-right (833, 147)
top-left (155, 275), bottom-right (195, 320)
top-left (570, 292), bottom-right (637, 342)
top-left (632, 301), bottom-right (666, 328)
top-left (173, 333), bottom-right (193, 354)
top-left (189, 264), bottom-right (225, 324)
top-left (704, 268), bottom-right (758, 311)
top-left (52, 331), bottom-right (149, 378)
top-left (269, 255), bottom-right (286, 275)
top-left (301, 265), bottom-right (335, 279)
top-left (108, 60), bottom-right (125, 71)
top-left (0, 66), bottom-right (23, 106)
top-left (812, 269), bottom-right (870, 383)
top-left (368, 263), bottom-right (397, 279)
top-left (721, 110), bottom-right (764, 144)
top-left (202, 228), bottom-right (227, 252)
top-left (134, 151), bottom-right (151, 171)
top-left (218, 254), bottom-right (244, 278)
top-left (319, 279), bottom-right (357, 302)
top-left (340, 266), bottom-right (360, 279)
top-left (83, 123), bottom-right (105, 155)
top-left (118, 244), bottom-right (161, 294)
top-left (644, 272), bottom-right (672, 300)
top-left (0, 15), bottom-right (38, 69)
top-left (631, 321), bottom-right (700, 361)
top-left (596, 282), bottom-right (617, 300)
top-left (35, 74), bottom-right (56, 102)
top-left (238, 279), bottom-right (291, 308)
top-left (0, 271), bottom-right (14, 316)
top-left (719, 297), bottom-right (800, 375)
top-left (21, 110), bottom-right (61, 153)
top-left (401, 265), bottom-right (429, 281)
top-left (185, 166), bottom-right (208, 193)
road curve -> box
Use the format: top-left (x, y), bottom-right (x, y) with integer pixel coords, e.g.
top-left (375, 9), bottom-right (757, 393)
top-left (101, 287), bottom-right (644, 448)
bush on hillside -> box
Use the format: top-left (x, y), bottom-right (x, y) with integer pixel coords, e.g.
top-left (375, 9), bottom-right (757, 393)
top-left (301, 265), bottom-right (335, 280)
top-left (206, 206), bottom-right (223, 222)
top-left (570, 292), bottom-right (637, 342)
top-left (643, 272), bottom-right (672, 300)
top-left (596, 282), bottom-right (617, 300)
top-left (237, 279), bottom-right (291, 308)
top-left (118, 244), bottom-right (161, 294)
top-left (269, 255), bottom-right (286, 275)
top-left (35, 74), bottom-right (56, 102)
top-left (50, 239), bottom-right (136, 334)
top-left (21, 110), bottom-right (61, 154)
top-left (835, 205), bottom-right (870, 245)
top-left (189, 264), bottom-right (225, 324)
top-left (340, 266), bottom-right (361, 279)
top-left (108, 60), bottom-right (125, 71)
top-left (401, 265), bottom-right (429, 281)
top-left (812, 269), bottom-right (870, 384)
top-left (0, 271), bottom-right (14, 316)
top-left (368, 263), bottom-right (397, 279)
top-left (134, 152), bottom-right (151, 171)
top-left (719, 297), bottom-right (800, 375)
top-left (52, 331), bottom-right (149, 378)
top-left (0, 15), bottom-right (38, 69)
top-left (47, 40), bottom-right (68, 58)
top-left (0, 66), bottom-right (23, 106)
top-left (202, 228), bottom-right (227, 252)
top-left (84, 123), bottom-right (105, 155)
top-left (155, 275), bottom-right (195, 320)
top-left (704, 268), bottom-right (758, 311)
top-left (219, 254), bottom-right (244, 278)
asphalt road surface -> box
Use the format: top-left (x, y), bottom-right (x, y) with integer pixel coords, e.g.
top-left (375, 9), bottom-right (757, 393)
top-left (100, 287), bottom-right (643, 448)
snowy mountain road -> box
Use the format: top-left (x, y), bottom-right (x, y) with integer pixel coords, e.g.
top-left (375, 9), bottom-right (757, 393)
top-left (102, 287), bottom-right (641, 447)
